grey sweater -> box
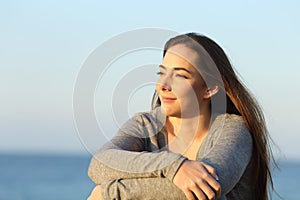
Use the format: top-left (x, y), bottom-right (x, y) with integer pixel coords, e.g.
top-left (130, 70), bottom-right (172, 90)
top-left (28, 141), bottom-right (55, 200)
top-left (88, 107), bottom-right (254, 199)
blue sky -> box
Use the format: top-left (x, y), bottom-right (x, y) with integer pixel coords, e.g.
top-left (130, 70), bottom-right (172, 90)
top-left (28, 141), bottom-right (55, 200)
top-left (1, 1), bottom-right (300, 160)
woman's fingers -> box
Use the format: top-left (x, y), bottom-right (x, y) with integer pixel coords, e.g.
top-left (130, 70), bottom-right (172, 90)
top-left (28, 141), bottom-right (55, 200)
top-left (200, 162), bottom-right (221, 197)
top-left (190, 181), bottom-right (212, 200)
top-left (205, 176), bottom-right (221, 198)
top-left (173, 160), bottom-right (221, 199)
top-left (200, 162), bottom-right (218, 180)
top-left (195, 178), bottom-right (216, 200)
top-left (182, 189), bottom-right (196, 200)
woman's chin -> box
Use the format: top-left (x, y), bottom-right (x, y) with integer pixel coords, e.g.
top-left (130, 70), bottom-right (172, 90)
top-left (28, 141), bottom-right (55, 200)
top-left (160, 106), bottom-right (180, 117)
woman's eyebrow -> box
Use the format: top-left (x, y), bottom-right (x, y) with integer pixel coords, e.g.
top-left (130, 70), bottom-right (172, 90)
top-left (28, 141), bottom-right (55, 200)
top-left (159, 64), bottom-right (166, 69)
top-left (159, 64), bottom-right (192, 74)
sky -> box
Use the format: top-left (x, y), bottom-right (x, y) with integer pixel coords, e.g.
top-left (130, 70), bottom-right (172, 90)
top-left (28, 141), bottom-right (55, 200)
top-left (1, 1), bottom-right (300, 161)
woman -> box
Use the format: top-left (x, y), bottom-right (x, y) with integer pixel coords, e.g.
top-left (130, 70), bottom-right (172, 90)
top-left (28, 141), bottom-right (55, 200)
top-left (87, 33), bottom-right (274, 199)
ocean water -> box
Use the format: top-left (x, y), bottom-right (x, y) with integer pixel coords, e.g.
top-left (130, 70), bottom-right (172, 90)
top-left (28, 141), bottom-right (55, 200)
top-left (0, 154), bottom-right (298, 200)
top-left (0, 154), bottom-right (94, 200)
top-left (272, 161), bottom-right (300, 200)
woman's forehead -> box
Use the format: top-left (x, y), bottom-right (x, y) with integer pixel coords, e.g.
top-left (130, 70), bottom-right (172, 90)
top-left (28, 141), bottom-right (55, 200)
top-left (163, 44), bottom-right (200, 72)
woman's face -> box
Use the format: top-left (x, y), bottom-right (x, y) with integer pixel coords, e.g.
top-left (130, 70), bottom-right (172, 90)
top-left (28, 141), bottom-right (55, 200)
top-left (156, 44), bottom-right (209, 117)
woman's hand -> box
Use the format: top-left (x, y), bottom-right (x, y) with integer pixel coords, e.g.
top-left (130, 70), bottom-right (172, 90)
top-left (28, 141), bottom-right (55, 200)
top-left (173, 160), bottom-right (221, 200)
top-left (87, 185), bottom-right (102, 200)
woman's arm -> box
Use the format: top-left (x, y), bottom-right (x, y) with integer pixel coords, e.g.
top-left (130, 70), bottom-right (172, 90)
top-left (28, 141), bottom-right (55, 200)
top-left (89, 113), bottom-right (252, 199)
top-left (90, 160), bottom-right (220, 200)
top-left (88, 113), bottom-right (187, 184)
top-left (200, 114), bottom-right (253, 195)
top-left (96, 114), bottom-right (252, 199)
top-left (88, 147), bottom-right (186, 184)
top-left (101, 178), bottom-right (186, 200)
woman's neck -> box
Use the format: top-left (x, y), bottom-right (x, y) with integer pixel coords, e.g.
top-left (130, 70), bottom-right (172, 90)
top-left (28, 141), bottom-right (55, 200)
top-left (166, 112), bottom-right (211, 158)
top-left (166, 113), bottom-right (210, 140)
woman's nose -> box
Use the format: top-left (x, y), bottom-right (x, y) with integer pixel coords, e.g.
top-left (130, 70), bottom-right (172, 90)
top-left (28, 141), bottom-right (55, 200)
top-left (158, 76), bottom-right (172, 91)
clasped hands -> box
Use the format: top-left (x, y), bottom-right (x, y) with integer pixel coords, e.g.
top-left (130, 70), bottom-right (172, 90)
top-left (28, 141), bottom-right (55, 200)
top-left (87, 160), bottom-right (221, 200)
top-left (173, 160), bottom-right (221, 200)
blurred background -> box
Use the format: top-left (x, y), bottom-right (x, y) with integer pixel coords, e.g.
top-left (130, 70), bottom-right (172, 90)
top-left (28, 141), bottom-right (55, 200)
top-left (1, 0), bottom-right (299, 199)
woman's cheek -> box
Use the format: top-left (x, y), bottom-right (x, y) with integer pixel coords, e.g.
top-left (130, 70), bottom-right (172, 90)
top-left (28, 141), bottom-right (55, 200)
top-left (174, 82), bottom-right (195, 99)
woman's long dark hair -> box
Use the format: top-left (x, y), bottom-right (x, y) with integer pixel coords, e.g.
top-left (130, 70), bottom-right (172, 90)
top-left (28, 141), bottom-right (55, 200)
top-left (152, 33), bottom-right (275, 200)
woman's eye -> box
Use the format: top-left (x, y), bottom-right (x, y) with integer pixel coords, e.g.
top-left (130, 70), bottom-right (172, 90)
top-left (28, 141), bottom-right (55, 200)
top-left (176, 74), bottom-right (188, 79)
top-left (156, 71), bottom-right (164, 76)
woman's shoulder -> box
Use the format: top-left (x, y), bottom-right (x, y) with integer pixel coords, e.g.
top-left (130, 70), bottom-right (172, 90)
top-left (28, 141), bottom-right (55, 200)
top-left (209, 113), bottom-right (251, 141)
top-left (130, 106), bottom-right (165, 125)
top-left (121, 107), bottom-right (166, 136)
top-left (212, 113), bottom-right (245, 130)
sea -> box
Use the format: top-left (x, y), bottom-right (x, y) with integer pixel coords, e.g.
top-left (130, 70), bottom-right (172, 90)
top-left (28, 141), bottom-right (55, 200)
top-left (0, 153), bottom-right (298, 200)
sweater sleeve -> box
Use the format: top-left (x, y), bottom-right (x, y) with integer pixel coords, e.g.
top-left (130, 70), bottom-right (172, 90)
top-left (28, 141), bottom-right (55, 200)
top-left (200, 114), bottom-right (253, 196)
top-left (101, 178), bottom-right (187, 200)
top-left (88, 113), bottom-right (187, 184)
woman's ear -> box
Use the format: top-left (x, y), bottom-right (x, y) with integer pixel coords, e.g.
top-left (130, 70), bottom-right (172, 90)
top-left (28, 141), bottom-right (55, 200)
top-left (204, 85), bottom-right (219, 99)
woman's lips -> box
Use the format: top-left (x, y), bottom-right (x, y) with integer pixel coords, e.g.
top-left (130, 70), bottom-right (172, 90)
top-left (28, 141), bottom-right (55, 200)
top-left (161, 96), bottom-right (177, 102)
